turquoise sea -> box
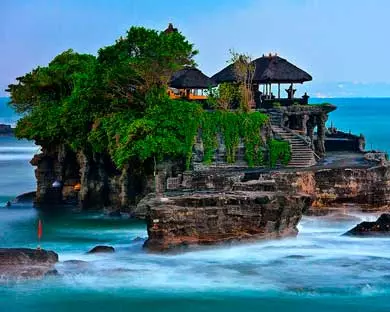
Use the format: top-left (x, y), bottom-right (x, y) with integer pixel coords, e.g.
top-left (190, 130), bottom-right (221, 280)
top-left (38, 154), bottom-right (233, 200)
top-left (1, 97), bottom-right (390, 312)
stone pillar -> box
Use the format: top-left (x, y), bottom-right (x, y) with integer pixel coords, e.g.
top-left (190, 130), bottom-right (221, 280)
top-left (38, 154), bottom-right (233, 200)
top-left (358, 134), bottom-right (366, 152)
top-left (306, 118), bottom-right (315, 150)
top-left (315, 114), bottom-right (327, 157)
top-left (302, 114), bottom-right (309, 136)
top-left (282, 115), bottom-right (290, 128)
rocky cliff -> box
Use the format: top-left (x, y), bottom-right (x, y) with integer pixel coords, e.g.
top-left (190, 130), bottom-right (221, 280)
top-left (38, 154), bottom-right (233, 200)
top-left (29, 142), bottom-right (390, 251)
top-left (30, 143), bottom-right (390, 214)
top-left (142, 191), bottom-right (312, 251)
top-left (0, 248), bottom-right (58, 280)
top-left (270, 165), bottom-right (390, 209)
top-left (30, 144), bottom-right (155, 211)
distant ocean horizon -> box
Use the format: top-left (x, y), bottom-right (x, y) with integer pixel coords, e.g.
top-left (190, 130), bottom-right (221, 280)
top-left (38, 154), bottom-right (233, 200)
top-left (309, 97), bottom-right (390, 153)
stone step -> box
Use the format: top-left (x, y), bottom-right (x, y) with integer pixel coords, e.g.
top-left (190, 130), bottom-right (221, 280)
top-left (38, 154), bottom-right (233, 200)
top-left (290, 158), bottom-right (315, 161)
top-left (291, 154), bottom-right (314, 157)
top-left (291, 146), bottom-right (312, 150)
top-left (288, 159), bottom-right (315, 164)
top-left (271, 124), bottom-right (316, 168)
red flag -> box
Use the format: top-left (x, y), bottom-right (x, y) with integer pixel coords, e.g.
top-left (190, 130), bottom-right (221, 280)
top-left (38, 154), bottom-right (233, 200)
top-left (38, 219), bottom-right (42, 240)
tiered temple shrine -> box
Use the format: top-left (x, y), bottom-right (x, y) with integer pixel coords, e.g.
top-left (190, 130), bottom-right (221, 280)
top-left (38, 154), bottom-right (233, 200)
top-left (211, 53), bottom-right (312, 109)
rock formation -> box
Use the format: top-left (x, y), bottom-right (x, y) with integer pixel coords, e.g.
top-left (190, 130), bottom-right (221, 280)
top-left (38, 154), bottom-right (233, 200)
top-left (0, 248), bottom-right (58, 280)
top-left (87, 245), bottom-right (115, 253)
top-left (30, 145), bottom-right (154, 211)
top-left (270, 165), bottom-right (390, 208)
top-left (344, 213), bottom-right (390, 236)
top-left (143, 191), bottom-right (312, 251)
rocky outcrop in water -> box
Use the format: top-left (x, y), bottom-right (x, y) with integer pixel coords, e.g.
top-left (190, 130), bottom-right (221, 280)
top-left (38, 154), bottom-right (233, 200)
top-left (0, 248), bottom-right (58, 280)
top-left (344, 213), bottom-right (390, 236)
top-left (143, 191), bottom-right (312, 251)
top-left (0, 124), bottom-right (13, 135)
top-left (87, 245), bottom-right (115, 253)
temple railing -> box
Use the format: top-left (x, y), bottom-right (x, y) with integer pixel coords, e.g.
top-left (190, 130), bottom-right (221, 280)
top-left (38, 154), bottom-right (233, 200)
top-left (258, 97), bottom-right (309, 109)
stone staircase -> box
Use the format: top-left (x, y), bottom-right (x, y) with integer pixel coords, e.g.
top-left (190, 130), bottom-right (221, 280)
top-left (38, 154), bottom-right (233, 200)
top-left (268, 110), bottom-right (316, 168)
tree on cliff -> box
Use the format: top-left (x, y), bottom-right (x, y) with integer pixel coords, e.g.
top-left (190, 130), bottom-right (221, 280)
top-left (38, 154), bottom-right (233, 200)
top-left (7, 49), bottom-right (98, 147)
top-left (97, 26), bottom-right (197, 112)
top-left (7, 26), bottom-right (201, 163)
top-left (7, 25), bottom-right (282, 172)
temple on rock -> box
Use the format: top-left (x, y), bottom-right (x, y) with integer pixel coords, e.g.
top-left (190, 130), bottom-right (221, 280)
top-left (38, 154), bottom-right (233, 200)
top-left (163, 24), bottom-right (353, 168)
top-left (211, 53), bottom-right (312, 109)
top-left (168, 67), bottom-right (216, 100)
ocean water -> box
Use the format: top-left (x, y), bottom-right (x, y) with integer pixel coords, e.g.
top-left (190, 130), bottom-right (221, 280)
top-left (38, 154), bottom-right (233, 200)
top-left (0, 97), bottom-right (19, 126)
top-left (312, 97), bottom-right (390, 153)
top-left (1, 97), bottom-right (390, 311)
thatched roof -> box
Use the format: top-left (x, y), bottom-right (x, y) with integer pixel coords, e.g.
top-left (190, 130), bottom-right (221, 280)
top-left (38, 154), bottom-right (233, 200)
top-left (212, 55), bottom-right (312, 84)
top-left (169, 67), bottom-right (217, 89)
top-left (164, 23), bottom-right (178, 34)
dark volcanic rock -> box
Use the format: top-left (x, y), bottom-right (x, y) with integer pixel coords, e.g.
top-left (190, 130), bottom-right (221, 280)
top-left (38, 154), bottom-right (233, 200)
top-left (0, 248), bottom-right (58, 280)
top-left (14, 191), bottom-right (36, 203)
top-left (143, 191), bottom-right (312, 251)
top-left (87, 245), bottom-right (115, 254)
top-left (344, 213), bottom-right (390, 236)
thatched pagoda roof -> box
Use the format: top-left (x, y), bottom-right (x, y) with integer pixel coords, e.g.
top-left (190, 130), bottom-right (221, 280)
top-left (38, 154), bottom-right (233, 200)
top-left (164, 23), bottom-right (178, 34)
top-left (212, 55), bottom-right (312, 84)
top-left (169, 67), bottom-right (217, 89)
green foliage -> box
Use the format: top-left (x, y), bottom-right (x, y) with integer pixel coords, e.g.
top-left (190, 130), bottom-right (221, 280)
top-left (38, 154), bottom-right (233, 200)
top-left (12, 50), bottom-right (98, 149)
top-left (218, 83), bottom-right (241, 110)
top-left (7, 49), bottom-right (97, 114)
top-left (8, 25), bottom-right (283, 171)
top-left (9, 26), bottom-right (198, 160)
top-left (268, 139), bottom-right (291, 168)
top-left (240, 113), bottom-right (268, 167)
top-left (204, 86), bottom-right (219, 110)
top-left (200, 112), bottom-right (218, 165)
top-left (219, 111), bottom-right (240, 163)
top-left (228, 50), bottom-right (255, 111)
top-left (97, 26), bottom-right (198, 111)
top-left (89, 94), bottom-right (203, 168)
top-left (200, 111), bottom-right (268, 166)
top-left (272, 102), bottom-right (281, 108)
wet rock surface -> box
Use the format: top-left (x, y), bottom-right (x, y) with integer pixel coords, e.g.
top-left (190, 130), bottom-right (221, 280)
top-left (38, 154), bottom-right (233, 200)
top-left (344, 213), bottom-right (390, 236)
top-left (87, 245), bottom-right (115, 253)
top-left (0, 248), bottom-right (58, 280)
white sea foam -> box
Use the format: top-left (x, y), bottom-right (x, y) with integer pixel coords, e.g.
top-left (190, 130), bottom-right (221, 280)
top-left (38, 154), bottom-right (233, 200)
top-left (0, 146), bottom-right (40, 152)
top-left (53, 214), bottom-right (390, 295)
top-left (0, 154), bottom-right (35, 161)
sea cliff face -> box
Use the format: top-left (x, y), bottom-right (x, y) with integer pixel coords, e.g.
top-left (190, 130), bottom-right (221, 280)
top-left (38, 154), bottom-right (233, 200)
top-left (30, 144), bottom-right (390, 214)
top-left (271, 166), bottom-right (390, 209)
top-left (30, 144), bottom-right (154, 210)
top-left (29, 143), bottom-right (390, 250)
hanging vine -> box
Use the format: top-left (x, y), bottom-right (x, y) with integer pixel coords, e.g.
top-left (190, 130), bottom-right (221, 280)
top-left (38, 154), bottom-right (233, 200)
top-left (268, 139), bottom-right (291, 168)
top-left (240, 112), bottom-right (268, 167)
top-left (200, 112), bottom-right (219, 165)
top-left (219, 111), bottom-right (241, 163)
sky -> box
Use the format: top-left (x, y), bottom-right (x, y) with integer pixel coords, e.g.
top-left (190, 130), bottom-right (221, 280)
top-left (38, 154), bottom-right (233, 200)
top-left (1, 0), bottom-right (390, 97)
